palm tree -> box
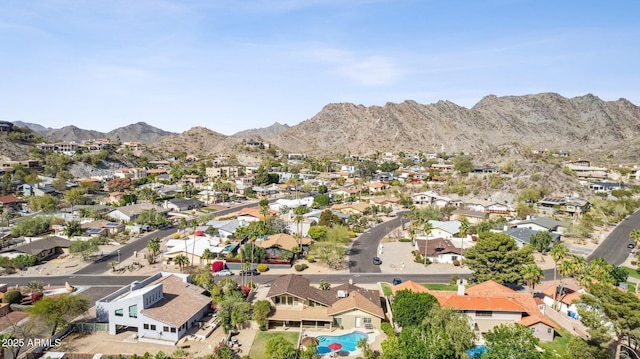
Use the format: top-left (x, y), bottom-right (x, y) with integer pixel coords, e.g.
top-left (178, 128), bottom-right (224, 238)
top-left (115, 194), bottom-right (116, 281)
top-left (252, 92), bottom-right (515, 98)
top-left (108, 261), bottom-right (118, 272)
top-left (174, 254), bottom-right (190, 271)
top-left (522, 264), bottom-right (544, 295)
top-left (190, 220), bottom-right (198, 264)
top-left (550, 244), bottom-right (569, 282)
top-left (202, 248), bottom-right (213, 265)
top-left (423, 221), bottom-right (433, 238)
top-left (147, 238), bottom-right (160, 264)
top-left (178, 217), bottom-right (187, 237)
top-left (630, 229), bottom-right (640, 253)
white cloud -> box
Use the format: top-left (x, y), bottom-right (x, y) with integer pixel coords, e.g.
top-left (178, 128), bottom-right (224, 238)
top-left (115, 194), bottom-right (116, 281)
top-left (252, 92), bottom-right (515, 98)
top-left (303, 46), bottom-right (404, 86)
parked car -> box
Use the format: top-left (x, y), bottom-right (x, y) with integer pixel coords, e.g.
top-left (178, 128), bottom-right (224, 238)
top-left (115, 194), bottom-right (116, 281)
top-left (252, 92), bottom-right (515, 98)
top-left (372, 256), bottom-right (382, 265)
top-left (392, 278), bottom-right (402, 286)
top-left (628, 242), bottom-right (635, 249)
top-left (239, 269), bottom-right (260, 276)
top-left (214, 269), bottom-right (233, 277)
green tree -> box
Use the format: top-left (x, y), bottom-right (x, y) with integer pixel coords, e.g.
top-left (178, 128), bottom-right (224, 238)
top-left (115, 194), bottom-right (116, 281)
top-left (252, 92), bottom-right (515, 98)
top-left (529, 230), bottom-right (553, 253)
top-left (453, 155), bottom-right (474, 175)
top-left (212, 343), bottom-right (235, 359)
top-left (28, 194), bottom-right (59, 212)
top-left (241, 242), bottom-right (267, 263)
top-left (564, 336), bottom-right (609, 359)
top-left (391, 290), bottom-right (439, 328)
top-left (26, 293), bottom-right (90, 335)
top-left (307, 225), bottom-right (328, 241)
top-left (10, 215), bottom-right (53, 237)
top-left (381, 307), bottom-right (476, 359)
top-left (577, 282), bottom-right (640, 359)
top-left (65, 187), bottom-right (87, 214)
top-left (299, 343), bottom-right (320, 359)
top-left (63, 219), bottom-right (83, 237)
top-left (463, 232), bottom-right (534, 284)
top-left (252, 300), bottom-right (272, 330)
top-left (521, 264), bottom-right (544, 295)
top-left (265, 335), bottom-right (296, 359)
top-left (312, 195), bottom-right (330, 208)
top-left (481, 323), bottom-right (540, 359)
top-left (69, 238), bottom-right (100, 261)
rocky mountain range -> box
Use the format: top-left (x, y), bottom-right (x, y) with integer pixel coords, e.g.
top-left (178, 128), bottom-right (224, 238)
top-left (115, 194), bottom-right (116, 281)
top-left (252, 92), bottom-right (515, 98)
top-left (10, 93), bottom-right (640, 162)
top-left (14, 121), bottom-right (175, 144)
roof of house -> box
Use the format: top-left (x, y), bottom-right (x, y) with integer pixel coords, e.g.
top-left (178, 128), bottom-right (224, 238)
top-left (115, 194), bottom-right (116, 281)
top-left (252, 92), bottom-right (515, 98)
top-left (1, 236), bottom-right (71, 255)
top-left (0, 195), bottom-right (23, 204)
top-left (168, 198), bottom-right (204, 208)
top-left (519, 314), bottom-right (558, 329)
top-left (429, 220), bottom-right (461, 235)
top-left (327, 291), bottom-right (385, 318)
top-left (515, 217), bottom-right (563, 230)
top-left (140, 275), bottom-right (211, 327)
top-left (236, 207), bottom-right (276, 219)
top-left (109, 203), bottom-right (169, 218)
top-left (255, 233), bottom-right (311, 250)
top-left (266, 274), bottom-right (334, 306)
top-left (331, 202), bottom-right (370, 213)
top-left (451, 208), bottom-right (486, 218)
top-left (416, 238), bottom-right (464, 256)
top-left (368, 196), bottom-right (401, 204)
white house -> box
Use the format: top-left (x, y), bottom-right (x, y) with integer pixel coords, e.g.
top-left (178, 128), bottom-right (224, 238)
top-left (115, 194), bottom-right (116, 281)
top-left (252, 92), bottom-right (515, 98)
top-left (95, 273), bottom-right (211, 345)
top-left (428, 220), bottom-right (461, 239)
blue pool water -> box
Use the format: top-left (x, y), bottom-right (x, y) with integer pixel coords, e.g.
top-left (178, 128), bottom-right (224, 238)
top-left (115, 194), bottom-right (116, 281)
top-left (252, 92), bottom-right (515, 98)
top-left (467, 345), bottom-right (486, 359)
top-left (316, 331), bottom-right (368, 355)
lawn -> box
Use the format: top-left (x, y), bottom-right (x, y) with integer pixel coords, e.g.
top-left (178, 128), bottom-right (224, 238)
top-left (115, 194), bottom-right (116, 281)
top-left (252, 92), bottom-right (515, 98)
top-left (249, 331), bottom-right (300, 358)
top-left (620, 266), bottom-right (640, 280)
top-left (381, 283), bottom-right (392, 296)
top-left (539, 327), bottom-right (573, 357)
top-left (423, 283), bottom-right (458, 291)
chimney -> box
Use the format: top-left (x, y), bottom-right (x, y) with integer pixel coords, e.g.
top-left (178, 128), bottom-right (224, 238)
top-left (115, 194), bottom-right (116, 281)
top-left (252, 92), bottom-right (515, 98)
top-left (457, 279), bottom-right (465, 296)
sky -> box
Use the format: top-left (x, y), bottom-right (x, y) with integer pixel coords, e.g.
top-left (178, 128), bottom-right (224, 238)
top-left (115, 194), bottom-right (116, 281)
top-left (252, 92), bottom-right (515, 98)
top-left (1, 0), bottom-right (639, 135)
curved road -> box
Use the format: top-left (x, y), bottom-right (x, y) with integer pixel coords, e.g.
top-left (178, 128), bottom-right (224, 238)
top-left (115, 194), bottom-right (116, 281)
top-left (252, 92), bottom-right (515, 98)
top-left (349, 211), bottom-right (408, 273)
top-left (587, 209), bottom-right (640, 265)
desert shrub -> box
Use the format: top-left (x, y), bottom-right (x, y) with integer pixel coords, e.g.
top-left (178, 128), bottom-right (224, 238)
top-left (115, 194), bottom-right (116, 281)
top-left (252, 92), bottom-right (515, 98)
top-left (452, 259), bottom-right (461, 266)
top-left (2, 290), bottom-right (23, 304)
top-left (306, 256), bottom-right (315, 263)
top-left (295, 263), bottom-right (309, 272)
top-left (399, 238), bottom-right (412, 243)
top-left (172, 233), bottom-right (180, 239)
top-left (450, 274), bottom-right (460, 285)
top-left (257, 263), bottom-right (268, 272)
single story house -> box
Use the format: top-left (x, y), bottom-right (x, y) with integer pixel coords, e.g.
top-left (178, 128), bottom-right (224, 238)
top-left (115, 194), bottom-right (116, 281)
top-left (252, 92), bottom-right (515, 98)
top-left (0, 236), bottom-right (70, 261)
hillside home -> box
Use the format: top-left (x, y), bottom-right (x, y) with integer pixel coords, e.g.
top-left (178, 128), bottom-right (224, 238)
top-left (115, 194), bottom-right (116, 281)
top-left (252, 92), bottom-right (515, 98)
top-left (502, 227), bottom-right (561, 249)
top-left (511, 217), bottom-right (563, 233)
top-left (468, 165), bottom-right (499, 178)
top-left (566, 161), bottom-right (607, 181)
top-left (0, 236), bottom-right (70, 261)
top-left (365, 182), bottom-right (388, 193)
top-left (0, 121), bottom-right (13, 135)
top-left (114, 167), bottom-right (148, 180)
top-left (485, 203), bottom-right (517, 218)
top-left (95, 273), bottom-right (211, 345)
top-left (0, 195), bottom-right (23, 211)
top-left (391, 280), bottom-right (557, 342)
top-left (81, 220), bottom-right (125, 237)
top-left (411, 191), bottom-right (451, 207)
top-left (165, 198), bottom-right (204, 212)
top-left (589, 181), bottom-right (623, 193)
top-left (537, 197), bottom-right (590, 217)
top-left (20, 183), bottom-right (57, 197)
top-left (205, 166), bottom-right (243, 179)
top-left (266, 274), bottom-right (385, 330)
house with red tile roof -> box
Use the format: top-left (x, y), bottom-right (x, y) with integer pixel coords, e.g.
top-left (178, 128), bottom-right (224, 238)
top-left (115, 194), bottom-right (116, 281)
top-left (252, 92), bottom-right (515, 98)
top-left (538, 279), bottom-right (584, 315)
top-left (391, 280), bottom-right (558, 342)
top-left (96, 273), bottom-right (211, 345)
top-left (266, 274), bottom-right (385, 331)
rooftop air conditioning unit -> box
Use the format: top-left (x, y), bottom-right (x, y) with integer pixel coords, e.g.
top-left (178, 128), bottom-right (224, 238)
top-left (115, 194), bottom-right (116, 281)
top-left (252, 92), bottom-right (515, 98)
top-left (337, 290), bottom-right (348, 298)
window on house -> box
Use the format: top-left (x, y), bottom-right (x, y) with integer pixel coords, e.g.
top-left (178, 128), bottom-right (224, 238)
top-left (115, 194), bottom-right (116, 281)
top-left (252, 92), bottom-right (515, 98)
top-left (150, 325), bottom-right (156, 331)
top-left (476, 311), bottom-right (492, 317)
top-left (164, 326), bottom-right (169, 332)
top-left (451, 255), bottom-right (458, 261)
top-left (114, 309), bottom-right (123, 317)
top-left (129, 305), bottom-right (137, 318)
top-left (171, 327), bottom-right (177, 333)
top-left (363, 318), bottom-right (372, 324)
top-left (547, 328), bottom-right (553, 334)
top-left (334, 318), bottom-right (342, 326)
top-left (144, 324), bottom-right (149, 330)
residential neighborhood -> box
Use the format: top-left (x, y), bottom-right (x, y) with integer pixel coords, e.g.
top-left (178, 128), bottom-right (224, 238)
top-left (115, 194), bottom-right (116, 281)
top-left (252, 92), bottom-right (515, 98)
top-left (0, 122), bottom-right (640, 359)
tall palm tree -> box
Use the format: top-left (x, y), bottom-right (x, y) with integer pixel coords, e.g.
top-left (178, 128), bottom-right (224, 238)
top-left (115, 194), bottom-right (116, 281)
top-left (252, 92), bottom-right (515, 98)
top-left (202, 248), bottom-right (212, 265)
top-left (190, 220), bottom-right (198, 264)
top-left (522, 264), bottom-right (544, 295)
top-left (630, 229), bottom-right (640, 253)
top-left (178, 217), bottom-right (187, 237)
top-left (550, 244), bottom-right (569, 282)
top-left (423, 221), bottom-right (433, 238)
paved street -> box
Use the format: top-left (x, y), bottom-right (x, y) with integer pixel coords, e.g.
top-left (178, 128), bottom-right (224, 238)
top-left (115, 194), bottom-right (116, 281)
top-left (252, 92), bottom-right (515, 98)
top-left (588, 209), bottom-right (640, 265)
top-left (349, 211), bottom-right (408, 273)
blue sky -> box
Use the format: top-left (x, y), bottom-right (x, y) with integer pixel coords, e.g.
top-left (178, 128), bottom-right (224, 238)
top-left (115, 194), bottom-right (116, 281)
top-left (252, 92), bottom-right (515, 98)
top-left (1, 0), bottom-right (639, 135)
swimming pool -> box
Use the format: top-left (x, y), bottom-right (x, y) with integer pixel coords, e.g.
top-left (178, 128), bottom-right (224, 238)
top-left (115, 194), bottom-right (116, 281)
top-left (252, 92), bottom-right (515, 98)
top-left (467, 345), bottom-right (486, 359)
top-left (316, 331), bottom-right (368, 355)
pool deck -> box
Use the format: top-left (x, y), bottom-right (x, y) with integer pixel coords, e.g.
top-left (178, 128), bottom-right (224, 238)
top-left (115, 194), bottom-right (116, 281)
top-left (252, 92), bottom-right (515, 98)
top-left (302, 328), bottom-right (384, 358)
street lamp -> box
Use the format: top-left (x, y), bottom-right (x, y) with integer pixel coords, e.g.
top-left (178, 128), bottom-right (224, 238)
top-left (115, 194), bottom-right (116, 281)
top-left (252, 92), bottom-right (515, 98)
top-left (117, 249), bottom-right (121, 264)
